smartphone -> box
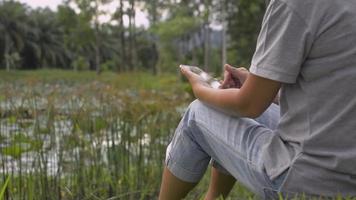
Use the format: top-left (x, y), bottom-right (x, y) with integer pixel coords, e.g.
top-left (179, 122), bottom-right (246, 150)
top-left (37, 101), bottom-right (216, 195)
top-left (180, 65), bottom-right (221, 89)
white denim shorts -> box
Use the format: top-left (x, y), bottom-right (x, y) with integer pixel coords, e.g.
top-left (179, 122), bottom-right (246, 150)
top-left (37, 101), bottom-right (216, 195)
top-left (165, 100), bottom-right (286, 199)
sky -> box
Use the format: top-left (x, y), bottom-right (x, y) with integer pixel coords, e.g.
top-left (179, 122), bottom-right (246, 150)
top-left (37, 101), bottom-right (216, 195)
top-left (17, 0), bottom-right (63, 10)
top-left (15, 0), bottom-right (150, 28)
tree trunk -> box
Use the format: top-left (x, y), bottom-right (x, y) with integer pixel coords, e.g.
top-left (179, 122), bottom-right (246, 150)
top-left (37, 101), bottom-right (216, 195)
top-left (221, 23), bottom-right (227, 68)
top-left (152, 0), bottom-right (158, 25)
top-left (119, 0), bottom-right (126, 71)
top-left (95, 29), bottom-right (101, 75)
top-left (203, 0), bottom-right (211, 71)
top-left (128, 0), bottom-right (136, 70)
top-left (5, 56), bottom-right (10, 72)
top-left (221, 1), bottom-right (227, 70)
top-left (204, 24), bottom-right (210, 71)
top-left (132, 0), bottom-right (137, 70)
top-left (95, 15), bottom-right (101, 75)
top-left (4, 37), bottom-right (10, 72)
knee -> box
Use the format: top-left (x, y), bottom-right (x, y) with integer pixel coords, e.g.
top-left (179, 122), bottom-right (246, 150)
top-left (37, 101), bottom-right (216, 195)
top-left (180, 100), bottom-right (204, 126)
top-left (187, 100), bottom-right (205, 116)
top-left (188, 99), bottom-right (202, 109)
top-left (174, 100), bottom-right (204, 136)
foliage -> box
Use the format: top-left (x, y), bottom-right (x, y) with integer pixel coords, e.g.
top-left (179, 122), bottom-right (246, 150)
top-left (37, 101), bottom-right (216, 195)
top-left (151, 12), bottom-right (197, 72)
top-left (0, 1), bottom-right (28, 70)
top-left (227, 0), bottom-right (266, 67)
top-left (0, 0), bottom-right (267, 73)
top-left (0, 1), bottom-right (158, 72)
top-left (72, 56), bottom-right (90, 71)
top-left (154, 15), bottom-right (199, 41)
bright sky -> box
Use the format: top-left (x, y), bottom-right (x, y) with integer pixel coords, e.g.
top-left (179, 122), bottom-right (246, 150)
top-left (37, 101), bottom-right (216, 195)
top-left (16, 0), bottom-right (63, 10)
top-left (15, 0), bottom-right (150, 28)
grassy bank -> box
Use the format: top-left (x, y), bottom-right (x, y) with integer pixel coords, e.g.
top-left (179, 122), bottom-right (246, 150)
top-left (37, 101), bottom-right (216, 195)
top-left (0, 69), bottom-right (185, 91)
top-left (1, 70), bottom-right (351, 200)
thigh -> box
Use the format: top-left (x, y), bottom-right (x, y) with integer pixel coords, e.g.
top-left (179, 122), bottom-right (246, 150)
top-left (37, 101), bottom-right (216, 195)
top-left (187, 100), bottom-right (280, 197)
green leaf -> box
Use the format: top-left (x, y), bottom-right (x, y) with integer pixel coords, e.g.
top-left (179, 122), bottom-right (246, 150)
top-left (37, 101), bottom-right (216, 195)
top-left (1, 145), bottom-right (25, 159)
top-left (0, 176), bottom-right (10, 200)
top-left (8, 116), bottom-right (17, 124)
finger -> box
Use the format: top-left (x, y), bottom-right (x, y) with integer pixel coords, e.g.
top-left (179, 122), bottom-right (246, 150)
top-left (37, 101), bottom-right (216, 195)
top-left (221, 70), bottom-right (230, 84)
top-left (224, 63), bottom-right (234, 69)
top-left (224, 65), bottom-right (240, 80)
top-left (221, 77), bottom-right (237, 89)
top-left (225, 65), bottom-right (243, 79)
top-left (180, 65), bottom-right (193, 79)
top-left (224, 63), bottom-right (236, 70)
top-left (225, 64), bottom-right (248, 73)
top-left (180, 65), bottom-right (202, 85)
top-left (225, 64), bottom-right (239, 74)
top-left (237, 67), bottom-right (248, 72)
top-left (221, 72), bottom-right (232, 89)
top-left (229, 67), bottom-right (249, 79)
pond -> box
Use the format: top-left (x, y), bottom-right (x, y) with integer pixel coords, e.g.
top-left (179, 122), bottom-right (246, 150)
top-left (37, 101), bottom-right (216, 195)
top-left (0, 80), bottom-right (189, 199)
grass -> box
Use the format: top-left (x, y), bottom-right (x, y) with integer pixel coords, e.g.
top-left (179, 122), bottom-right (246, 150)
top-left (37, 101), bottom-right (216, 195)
top-left (0, 69), bottom-right (185, 91)
top-left (0, 69), bottom-right (192, 199)
top-left (0, 176), bottom-right (10, 200)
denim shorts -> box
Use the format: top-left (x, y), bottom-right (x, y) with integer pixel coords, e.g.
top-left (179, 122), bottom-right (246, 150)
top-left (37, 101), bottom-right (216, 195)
top-left (165, 100), bottom-right (286, 199)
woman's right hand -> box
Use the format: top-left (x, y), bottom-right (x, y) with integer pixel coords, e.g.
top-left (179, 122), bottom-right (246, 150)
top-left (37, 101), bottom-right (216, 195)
top-left (220, 64), bottom-right (249, 89)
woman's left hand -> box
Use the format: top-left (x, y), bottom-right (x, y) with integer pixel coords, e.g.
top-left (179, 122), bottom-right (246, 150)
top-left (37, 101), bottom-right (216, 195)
top-left (180, 65), bottom-right (210, 98)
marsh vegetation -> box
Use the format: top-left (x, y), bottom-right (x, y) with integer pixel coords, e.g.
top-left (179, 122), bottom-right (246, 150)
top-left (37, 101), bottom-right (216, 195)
top-left (0, 70), bottom-right (259, 200)
top-left (0, 71), bottom-right (194, 199)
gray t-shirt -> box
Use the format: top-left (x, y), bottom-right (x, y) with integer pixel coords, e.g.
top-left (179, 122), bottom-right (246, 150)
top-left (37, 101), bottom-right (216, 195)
top-left (250, 0), bottom-right (356, 196)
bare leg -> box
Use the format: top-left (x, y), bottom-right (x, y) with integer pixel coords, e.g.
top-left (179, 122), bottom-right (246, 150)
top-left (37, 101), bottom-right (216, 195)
top-left (159, 167), bottom-right (198, 200)
top-left (204, 166), bottom-right (236, 200)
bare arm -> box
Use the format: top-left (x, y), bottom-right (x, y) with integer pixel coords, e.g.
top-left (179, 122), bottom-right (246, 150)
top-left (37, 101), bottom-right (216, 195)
top-left (220, 64), bottom-right (280, 106)
top-left (181, 66), bottom-right (281, 118)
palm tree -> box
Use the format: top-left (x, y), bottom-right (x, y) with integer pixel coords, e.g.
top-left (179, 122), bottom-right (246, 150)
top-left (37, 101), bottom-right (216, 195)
top-left (23, 8), bottom-right (68, 69)
top-left (0, 1), bottom-right (29, 71)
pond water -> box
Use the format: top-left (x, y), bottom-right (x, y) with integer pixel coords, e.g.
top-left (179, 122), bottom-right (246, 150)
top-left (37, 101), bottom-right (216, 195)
top-left (0, 82), bottom-right (187, 179)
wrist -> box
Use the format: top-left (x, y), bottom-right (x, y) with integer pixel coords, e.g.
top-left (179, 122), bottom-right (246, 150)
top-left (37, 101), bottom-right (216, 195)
top-left (192, 84), bottom-right (209, 99)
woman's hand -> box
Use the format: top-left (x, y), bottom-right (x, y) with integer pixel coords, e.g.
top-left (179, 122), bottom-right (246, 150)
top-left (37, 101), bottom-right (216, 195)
top-left (180, 65), bottom-right (210, 98)
top-left (220, 64), bottom-right (249, 89)
top-left (180, 64), bottom-right (281, 118)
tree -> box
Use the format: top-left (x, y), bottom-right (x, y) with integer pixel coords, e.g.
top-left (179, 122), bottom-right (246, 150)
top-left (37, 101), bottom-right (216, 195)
top-left (114, 0), bottom-right (127, 71)
top-left (23, 8), bottom-right (67, 69)
top-left (0, 1), bottom-right (28, 71)
top-left (57, 4), bottom-right (99, 70)
top-left (226, 0), bottom-right (266, 67)
top-left (0, 0), bottom-right (266, 73)
top-left (152, 11), bottom-right (200, 73)
top-left (145, 0), bottom-right (160, 26)
top-left (127, 0), bottom-right (136, 70)
top-left (68, 0), bottom-right (113, 74)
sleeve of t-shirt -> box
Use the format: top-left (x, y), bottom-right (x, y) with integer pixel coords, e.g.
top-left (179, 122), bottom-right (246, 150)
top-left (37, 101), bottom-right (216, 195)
top-left (250, 0), bottom-right (314, 84)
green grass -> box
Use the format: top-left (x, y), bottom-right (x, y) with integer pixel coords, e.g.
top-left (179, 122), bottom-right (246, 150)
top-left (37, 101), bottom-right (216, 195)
top-left (0, 69), bottom-right (186, 91)
top-left (0, 69), bottom-right (190, 199)
top-left (0, 176), bottom-right (10, 200)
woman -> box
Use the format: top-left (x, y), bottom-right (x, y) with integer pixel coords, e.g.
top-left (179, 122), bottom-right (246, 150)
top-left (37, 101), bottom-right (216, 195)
top-left (159, 0), bottom-right (356, 199)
